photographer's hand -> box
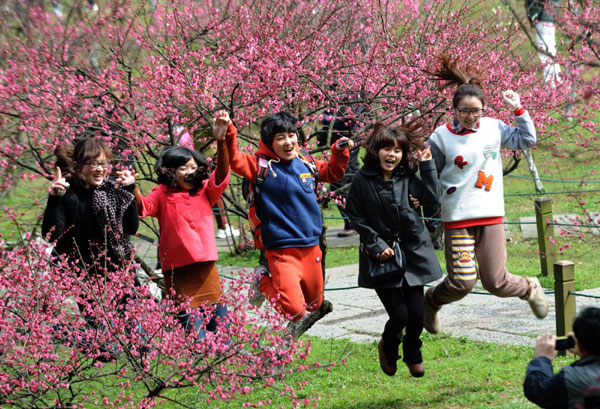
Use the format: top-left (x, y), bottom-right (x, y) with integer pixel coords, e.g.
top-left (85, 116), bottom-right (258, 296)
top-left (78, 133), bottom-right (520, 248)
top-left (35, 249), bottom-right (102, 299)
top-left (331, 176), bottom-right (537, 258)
top-left (535, 333), bottom-right (558, 360)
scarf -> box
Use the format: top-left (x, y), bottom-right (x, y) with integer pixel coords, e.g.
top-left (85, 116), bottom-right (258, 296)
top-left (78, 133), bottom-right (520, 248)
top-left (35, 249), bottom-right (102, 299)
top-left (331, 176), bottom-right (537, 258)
top-left (91, 179), bottom-right (135, 261)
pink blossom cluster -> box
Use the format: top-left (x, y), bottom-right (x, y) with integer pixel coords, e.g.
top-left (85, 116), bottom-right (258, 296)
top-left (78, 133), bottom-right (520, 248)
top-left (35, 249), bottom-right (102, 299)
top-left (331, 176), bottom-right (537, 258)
top-left (0, 229), bottom-right (321, 407)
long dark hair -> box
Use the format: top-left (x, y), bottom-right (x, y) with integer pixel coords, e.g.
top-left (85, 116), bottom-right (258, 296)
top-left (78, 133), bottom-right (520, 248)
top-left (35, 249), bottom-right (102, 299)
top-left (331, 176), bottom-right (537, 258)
top-left (426, 55), bottom-right (485, 108)
top-left (54, 138), bottom-right (113, 186)
top-left (363, 120), bottom-right (429, 173)
top-left (155, 146), bottom-right (209, 190)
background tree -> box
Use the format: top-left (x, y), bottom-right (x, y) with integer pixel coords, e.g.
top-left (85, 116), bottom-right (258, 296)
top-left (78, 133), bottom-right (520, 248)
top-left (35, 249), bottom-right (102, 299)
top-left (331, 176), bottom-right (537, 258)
top-left (1, 0), bottom-right (594, 407)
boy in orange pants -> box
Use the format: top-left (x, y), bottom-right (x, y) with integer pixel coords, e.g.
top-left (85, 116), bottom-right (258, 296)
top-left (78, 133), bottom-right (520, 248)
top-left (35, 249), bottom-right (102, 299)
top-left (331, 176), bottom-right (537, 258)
top-left (226, 112), bottom-right (353, 338)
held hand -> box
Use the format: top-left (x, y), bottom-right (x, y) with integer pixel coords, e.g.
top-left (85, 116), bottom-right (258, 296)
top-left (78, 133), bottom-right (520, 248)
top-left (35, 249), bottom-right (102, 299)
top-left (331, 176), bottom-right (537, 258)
top-left (115, 169), bottom-right (138, 188)
top-left (409, 194), bottom-right (421, 209)
top-left (566, 332), bottom-right (580, 356)
top-left (416, 145), bottom-right (432, 161)
top-left (335, 137), bottom-right (355, 151)
top-left (378, 247), bottom-right (395, 262)
top-left (213, 110), bottom-right (231, 141)
top-left (48, 167), bottom-right (70, 196)
top-left (534, 333), bottom-right (558, 360)
top-left (502, 90), bottom-right (521, 111)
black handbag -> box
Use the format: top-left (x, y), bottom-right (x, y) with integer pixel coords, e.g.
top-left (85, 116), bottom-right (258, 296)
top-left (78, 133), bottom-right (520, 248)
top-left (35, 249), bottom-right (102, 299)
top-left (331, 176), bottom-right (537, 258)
top-left (360, 241), bottom-right (405, 282)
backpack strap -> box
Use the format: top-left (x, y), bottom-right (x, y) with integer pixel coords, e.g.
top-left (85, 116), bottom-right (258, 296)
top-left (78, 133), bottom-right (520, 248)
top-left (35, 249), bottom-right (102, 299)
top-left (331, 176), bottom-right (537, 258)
top-left (254, 154), bottom-right (270, 195)
top-left (298, 148), bottom-right (320, 185)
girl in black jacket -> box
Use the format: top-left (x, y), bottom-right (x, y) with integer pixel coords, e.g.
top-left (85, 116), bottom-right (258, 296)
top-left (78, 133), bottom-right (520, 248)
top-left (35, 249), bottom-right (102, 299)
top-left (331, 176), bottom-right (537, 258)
top-left (42, 139), bottom-right (140, 361)
top-left (345, 121), bottom-right (442, 377)
top-left (42, 138), bottom-right (139, 269)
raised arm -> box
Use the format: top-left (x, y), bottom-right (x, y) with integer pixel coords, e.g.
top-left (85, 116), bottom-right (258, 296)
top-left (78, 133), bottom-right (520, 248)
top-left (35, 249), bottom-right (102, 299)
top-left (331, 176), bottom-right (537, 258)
top-left (42, 195), bottom-right (68, 242)
top-left (499, 90), bottom-right (537, 150)
top-left (314, 139), bottom-right (351, 183)
top-left (42, 167), bottom-right (70, 241)
top-left (225, 122), bottom-right (259, 181)
top-left (121, 183), bottom-right (139, 235)
top-left (408, 147), bottom-right (440, 207)
top-left (213, 110), bottom-right (231, 186)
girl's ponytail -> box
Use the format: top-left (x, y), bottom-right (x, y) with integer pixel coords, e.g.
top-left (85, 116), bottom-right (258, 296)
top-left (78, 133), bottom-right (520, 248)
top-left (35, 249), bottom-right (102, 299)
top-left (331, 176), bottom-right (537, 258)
top-left (426, 55), bottom-right (485, 108)
top-left (399, 118), bottom-right (430, 169)
top-left (54, 143), bottom-right (75, 178)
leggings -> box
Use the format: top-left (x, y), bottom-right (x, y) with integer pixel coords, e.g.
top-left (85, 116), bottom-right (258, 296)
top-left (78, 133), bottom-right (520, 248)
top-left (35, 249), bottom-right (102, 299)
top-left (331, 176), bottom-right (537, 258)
top-left (375, 281), bottom-right (424, 363)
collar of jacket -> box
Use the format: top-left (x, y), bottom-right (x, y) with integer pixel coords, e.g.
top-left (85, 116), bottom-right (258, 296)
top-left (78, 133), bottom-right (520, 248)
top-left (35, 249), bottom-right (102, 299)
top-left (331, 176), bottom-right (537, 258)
top-left (359, 163), bottom-right (410, 178)
top-left (447, 117), bottom-right (480, 135)
top-left (256, 139), bottom-right (301, 163)
top-left (572, 355), bottom-right (600, 367)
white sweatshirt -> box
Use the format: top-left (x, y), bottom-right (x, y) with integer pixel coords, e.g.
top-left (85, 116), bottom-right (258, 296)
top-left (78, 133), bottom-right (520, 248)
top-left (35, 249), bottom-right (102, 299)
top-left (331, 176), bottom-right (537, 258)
top-left (429, 111), bottom-right (536, 223)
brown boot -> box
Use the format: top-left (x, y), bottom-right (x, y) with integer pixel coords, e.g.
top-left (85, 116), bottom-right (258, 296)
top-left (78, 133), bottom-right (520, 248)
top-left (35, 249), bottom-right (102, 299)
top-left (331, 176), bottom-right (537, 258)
top-left (402, 336), bottom-right (424, 377)
top-left (405, 361), bottom-right (425, 378)
top-left (377, 339), bottom-right (397, 376)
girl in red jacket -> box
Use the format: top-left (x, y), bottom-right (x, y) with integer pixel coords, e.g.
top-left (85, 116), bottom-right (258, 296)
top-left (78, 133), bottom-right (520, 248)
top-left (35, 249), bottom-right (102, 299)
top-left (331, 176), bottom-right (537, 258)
top-left (126, 111), bottom-right (231, 339)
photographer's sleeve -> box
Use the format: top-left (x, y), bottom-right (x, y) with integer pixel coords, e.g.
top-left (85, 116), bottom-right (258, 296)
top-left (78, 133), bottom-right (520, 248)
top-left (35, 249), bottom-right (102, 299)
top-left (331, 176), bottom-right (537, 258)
top-left (523, 357), bottom-right (568, 408)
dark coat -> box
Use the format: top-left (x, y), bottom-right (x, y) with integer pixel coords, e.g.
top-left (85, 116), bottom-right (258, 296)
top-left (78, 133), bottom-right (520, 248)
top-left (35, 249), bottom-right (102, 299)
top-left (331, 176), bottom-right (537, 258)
top-left (42, 180), bottom-right (139, 268)
top-left (524, 355), bottom-right (600, 409)
top-left (345, 159), bottom-right (443, 289)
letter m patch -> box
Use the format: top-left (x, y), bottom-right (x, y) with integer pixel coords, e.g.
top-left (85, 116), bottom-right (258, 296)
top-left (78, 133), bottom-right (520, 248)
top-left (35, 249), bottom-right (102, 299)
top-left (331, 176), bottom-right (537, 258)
top-left (475, 171), bottom-right (493, 191)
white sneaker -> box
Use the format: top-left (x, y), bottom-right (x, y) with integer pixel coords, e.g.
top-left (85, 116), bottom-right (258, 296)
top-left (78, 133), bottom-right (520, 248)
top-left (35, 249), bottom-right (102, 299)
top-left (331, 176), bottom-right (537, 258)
top-left (216, 229), bottom-right (226, 239)
top-left (225, 226), bottom-right (240, 238)
top-left (526, 277), bottom-right (549, 319)
top-left (249, 265), bottom-right (268, 307)
top-left (285, 300), bottom-right (333, 339)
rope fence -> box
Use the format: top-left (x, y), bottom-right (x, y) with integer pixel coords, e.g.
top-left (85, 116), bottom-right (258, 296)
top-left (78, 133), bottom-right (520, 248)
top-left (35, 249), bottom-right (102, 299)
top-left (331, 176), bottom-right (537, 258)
top-left (567, 291), bottom-right (600, 299)
top-left (505, 189), bottom-right (600, 197)
top-left (324, 215), bottom-right (599, 227)
top-left (505, 174), bottom-right (600, 184)
top-left (135, 195), bottom-right (600, 344)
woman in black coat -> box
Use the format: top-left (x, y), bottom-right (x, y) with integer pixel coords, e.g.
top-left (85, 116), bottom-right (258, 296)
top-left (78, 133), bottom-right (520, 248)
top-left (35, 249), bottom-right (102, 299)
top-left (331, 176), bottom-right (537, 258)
top-left (42, 139), bottom-right (139, 269)
top-left (345, 121), bottom-right (442, 378)
top-left (42, 139), bottom-right (140, 361)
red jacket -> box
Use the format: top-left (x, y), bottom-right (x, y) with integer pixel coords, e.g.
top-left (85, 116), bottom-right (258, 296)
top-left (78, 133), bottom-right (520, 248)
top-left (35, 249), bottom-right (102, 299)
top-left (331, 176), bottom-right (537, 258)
top-left (139, 171), bottom-right (230, 271)
top-left (225, 123), bottom-right (349, 183)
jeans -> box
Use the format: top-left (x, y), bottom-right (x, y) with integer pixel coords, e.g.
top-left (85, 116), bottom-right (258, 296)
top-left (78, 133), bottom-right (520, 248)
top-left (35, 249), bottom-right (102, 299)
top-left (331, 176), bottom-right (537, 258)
top-left (178, 303), bottom-right (229, 340)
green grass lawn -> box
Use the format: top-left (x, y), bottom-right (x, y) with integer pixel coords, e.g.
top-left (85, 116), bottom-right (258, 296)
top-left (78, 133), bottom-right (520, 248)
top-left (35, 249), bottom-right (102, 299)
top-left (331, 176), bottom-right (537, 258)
top-left (21, 332), bottom-right (562, 409)
top-left (186, 333), bottom-right (572, 409)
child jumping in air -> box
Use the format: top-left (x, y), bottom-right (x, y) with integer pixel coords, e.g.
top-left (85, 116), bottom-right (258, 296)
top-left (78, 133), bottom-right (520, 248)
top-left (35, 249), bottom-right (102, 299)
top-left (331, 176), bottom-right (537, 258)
top-left (345, 120), bottom-right (443, 378)
top-left (225, 111), bottom-right (352, 338)
top-left (423, 55), bottom-right (549, 335)
top-left (125, 110), bottom-right (232, 339)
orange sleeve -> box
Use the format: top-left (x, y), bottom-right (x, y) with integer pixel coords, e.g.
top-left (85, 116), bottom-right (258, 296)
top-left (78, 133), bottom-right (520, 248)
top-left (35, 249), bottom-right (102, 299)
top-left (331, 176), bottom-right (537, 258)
top-left (226, 122), bottom-right (258, 182)
top-left (315, 146), bottom-right (350, 184)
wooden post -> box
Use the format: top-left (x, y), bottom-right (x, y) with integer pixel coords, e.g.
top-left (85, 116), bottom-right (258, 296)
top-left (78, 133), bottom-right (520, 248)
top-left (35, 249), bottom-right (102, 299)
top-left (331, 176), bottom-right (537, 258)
top-left (535, 197), bottom-right (556, 277)
top-left (554, 261), bottom-right (576, 356)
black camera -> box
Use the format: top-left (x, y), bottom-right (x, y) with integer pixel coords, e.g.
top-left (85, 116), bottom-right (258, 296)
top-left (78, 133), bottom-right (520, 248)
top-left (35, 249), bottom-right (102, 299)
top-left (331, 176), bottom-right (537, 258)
top-left (336, 139), bottom-right (349, 148)
top-left (555, 336), bottom-right (575, 350)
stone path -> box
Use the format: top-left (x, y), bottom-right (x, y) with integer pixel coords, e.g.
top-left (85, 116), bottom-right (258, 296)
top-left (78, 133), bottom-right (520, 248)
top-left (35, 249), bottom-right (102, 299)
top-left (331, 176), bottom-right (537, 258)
top-left (304, 263), bottom-right (600, 346)
top-left (134, 225), bottom-right (600, 347)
